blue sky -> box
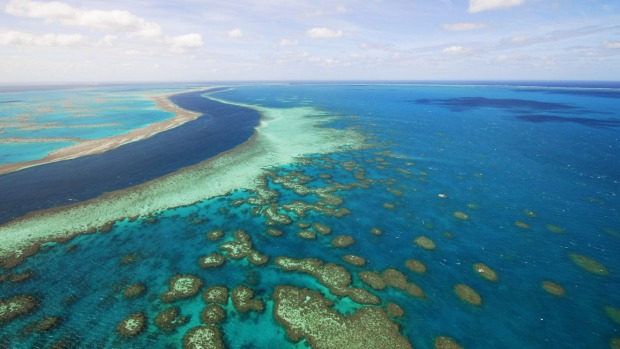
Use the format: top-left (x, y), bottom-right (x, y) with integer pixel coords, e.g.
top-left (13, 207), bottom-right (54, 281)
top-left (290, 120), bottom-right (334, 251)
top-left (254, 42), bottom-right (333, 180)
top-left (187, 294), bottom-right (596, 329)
top-left (0, 0), bottom-right (619, 82)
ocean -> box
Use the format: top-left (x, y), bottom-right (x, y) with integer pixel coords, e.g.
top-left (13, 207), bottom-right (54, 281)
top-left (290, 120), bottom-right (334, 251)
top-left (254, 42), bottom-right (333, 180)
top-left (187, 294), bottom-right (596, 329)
top-left (0, 82), bottom-right (618, 348)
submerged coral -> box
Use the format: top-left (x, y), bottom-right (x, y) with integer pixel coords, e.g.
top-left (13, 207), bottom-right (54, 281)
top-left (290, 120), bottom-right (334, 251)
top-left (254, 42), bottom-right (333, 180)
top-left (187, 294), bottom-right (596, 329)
top-left (343, 255), bottom-right (366, 267)
top-left (231, 286), bottom-right (264, 313)
top-left (386, 302), bottom-right (405, 318)
top-left (203, 285), bottom-right (229, 305)
top-left (199, 253), bottom-right (226, 269)
top-left (183, 326), bottom-right (224, 349)
top-left (405, 259), bottom-right (427, 274)
top-left (116, 312), bottom-right (146, 337)
top-left (0, 294), bottom-right (38, 325)
top-left (569, 253), bottom-right (608, 276)
top-left (473, 263), bottom-right (498, 282)
top-left (331, 235), bottom-right (355, 248)
top-left (273, 285), bottom-right (412, 349)
top-left (123, 282), bottom-right (147, 299)
top-left (454, 284), bottom-right (482, 306)
top-left (201, 304), bottom-right (226, 324)
top-left (155, 306), bottom-right (187, 332)
top-left (414, 236), bottom-right (436, 250)
top-left (541, 280), bottom-right (566, 297)
top-left (435, 336), bottom-right (463, 349)
top-left (161, 275), bottom-right (203, 303)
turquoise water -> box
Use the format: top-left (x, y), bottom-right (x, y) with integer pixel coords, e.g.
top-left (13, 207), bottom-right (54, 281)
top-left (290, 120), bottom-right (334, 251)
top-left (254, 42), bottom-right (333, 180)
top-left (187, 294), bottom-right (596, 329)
top-left (0, 83), bottom-right (619, 348)
top-left (0, 84), bottom-right (203, 165)
top-left (0, 142), bottom-right (77, 164)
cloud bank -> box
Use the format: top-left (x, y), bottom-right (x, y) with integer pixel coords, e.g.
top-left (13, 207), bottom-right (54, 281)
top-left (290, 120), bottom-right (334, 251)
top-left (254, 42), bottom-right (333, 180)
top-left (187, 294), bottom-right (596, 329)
top-left (0, 30), bottom-right (86, 47)
top-left (443, 22), bottom-right (489, 31)
top-left (306, 27), bottom-right (343, 39)
top-left (468, 0), bottom-right (525, 13)
top-left (4, 0), bottom-right (203, 52)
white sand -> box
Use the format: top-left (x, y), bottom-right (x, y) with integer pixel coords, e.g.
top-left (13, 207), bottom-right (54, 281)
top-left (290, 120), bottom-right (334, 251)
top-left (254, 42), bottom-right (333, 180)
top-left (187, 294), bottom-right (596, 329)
top-left (0, 93), bottom-right (364, 266)
top-left (0, 90), bottom-right (204, 175)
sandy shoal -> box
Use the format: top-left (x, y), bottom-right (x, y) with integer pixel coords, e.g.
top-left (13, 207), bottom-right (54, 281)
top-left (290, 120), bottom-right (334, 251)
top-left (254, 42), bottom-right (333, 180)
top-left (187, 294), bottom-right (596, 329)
top-left (0, 89), bottom-right (205, 175)
top-left (0, 94), bottom-right (364, 268)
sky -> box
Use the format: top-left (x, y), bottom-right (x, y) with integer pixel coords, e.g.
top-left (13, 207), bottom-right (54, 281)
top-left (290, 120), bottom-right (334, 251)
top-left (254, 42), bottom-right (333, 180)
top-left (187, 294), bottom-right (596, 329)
top-left (0, 0), bottom-right (619, 82)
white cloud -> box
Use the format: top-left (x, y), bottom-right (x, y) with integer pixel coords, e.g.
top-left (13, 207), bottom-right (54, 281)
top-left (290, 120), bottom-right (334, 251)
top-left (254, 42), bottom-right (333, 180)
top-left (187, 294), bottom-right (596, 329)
top-left (97, 35), bottom-right (118, 46)
top-left (5, 0), bottom-right (162, 38)
top-left (306, 27), bottom-right (343, 39)
top-left (168, 33), bottom-right (203, 52)
top-left (468, 0), bottom-right (525, 13)
top-left (442, 22), bottom-right (488, 31)
top-left (442, 45), bottom-right (473, 54)
top-left (0, 30), bottom-right (87, 47)
top-left (228, 28), bottom-right (243, 39)
top-left (279, 39), bottom-right (299, 46)
top-left (336, 5), bottom-right (348, 13)
top-left (604, 41), bottom-right (620, 49)
top-left (5, 0), bottom-right (205, 52)
top-left (509, 35), bottom-right (529, 43)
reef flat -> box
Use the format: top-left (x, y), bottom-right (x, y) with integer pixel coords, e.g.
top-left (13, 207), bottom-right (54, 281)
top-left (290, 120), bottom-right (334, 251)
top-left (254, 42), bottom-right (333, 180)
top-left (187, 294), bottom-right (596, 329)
top-left (0, 94), bottom-right (363, 267)
top-left (0, 90), bottom-right (203, 175)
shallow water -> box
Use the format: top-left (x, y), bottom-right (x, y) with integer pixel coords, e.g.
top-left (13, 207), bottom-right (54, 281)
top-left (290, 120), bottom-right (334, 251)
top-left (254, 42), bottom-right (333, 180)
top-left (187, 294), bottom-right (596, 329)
top-left (0, 82), bottom-right (618, 349)
top-left (0, 88), bottom-right (260, 223)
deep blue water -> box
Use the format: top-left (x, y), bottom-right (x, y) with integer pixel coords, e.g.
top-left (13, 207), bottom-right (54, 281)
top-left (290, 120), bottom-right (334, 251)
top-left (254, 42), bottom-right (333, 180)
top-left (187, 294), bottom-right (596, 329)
top-left (0, 89), bottom-right (260, 224)
top-left (0, 82), bottom-right (619, 349)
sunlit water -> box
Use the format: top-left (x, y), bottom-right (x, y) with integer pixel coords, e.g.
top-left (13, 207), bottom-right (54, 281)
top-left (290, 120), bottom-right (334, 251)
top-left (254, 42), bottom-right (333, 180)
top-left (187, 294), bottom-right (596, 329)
top-left (0, 82), bottom-right (618, 349)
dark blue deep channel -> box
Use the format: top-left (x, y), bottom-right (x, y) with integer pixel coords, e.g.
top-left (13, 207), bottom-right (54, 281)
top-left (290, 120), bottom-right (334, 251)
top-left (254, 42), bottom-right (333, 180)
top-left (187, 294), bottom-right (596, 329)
top-left (0, 89), bottom-right (261, 225)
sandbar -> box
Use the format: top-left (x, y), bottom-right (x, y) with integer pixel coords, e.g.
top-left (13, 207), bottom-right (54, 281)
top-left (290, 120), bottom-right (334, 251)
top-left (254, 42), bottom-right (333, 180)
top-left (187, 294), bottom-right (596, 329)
top-left (0, 89), bottom-right (205, 175)
top-left (0, 91), bottom-right (364, 267)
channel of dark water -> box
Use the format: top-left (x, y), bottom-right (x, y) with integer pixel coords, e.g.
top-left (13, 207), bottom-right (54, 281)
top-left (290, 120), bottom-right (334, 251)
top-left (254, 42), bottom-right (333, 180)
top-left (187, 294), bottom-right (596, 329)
top-left (0, 89), bottom-right (261, 224)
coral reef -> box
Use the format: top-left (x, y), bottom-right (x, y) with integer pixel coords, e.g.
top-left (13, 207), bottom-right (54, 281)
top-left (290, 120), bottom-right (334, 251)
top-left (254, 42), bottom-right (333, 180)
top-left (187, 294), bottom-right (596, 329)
top-left (515, 221), bottom-right (529, 229)
top-left (0, 294), bottom-right (38, 325)
top-left (123, 282), bottom-right (146, 299)
top-left (414, 236), bottom-right (436, 250)
top-left (604, 306), bottom-right (620, 325)
top-left (21, 316), bottom-right (61, 335)
top-left (116, 312), bottom-right (146, 337)
top-left (219, 230), bottom-right (269, 266)
top-left (541, 280), bottom-right (565, 297)
top-left (435, 336), bottom-right (463, 349)
top-left (266, 229), bottom-right (283, 237)
top-left (343, 255), bottom-right (366, 267)
top-left (313, 223), bottom-right (332, 235)
top-left (382, 269), bottom-right (425, 298)
top-left (569, 253), bottom-right (608, 276)
top-left (203, 286), bottom-right (229, 305)
top-left (273, 285), bottom-right (412, 349)
top-left (405, 259), bottom-right (427, 274)
top-left (473, 263), bottom-right (498, 282)
top-left (231, 286), bottom-right (264, 313)
top-left (297, 230), bottom-right (317, 239)
top-left (386, 302), bottom-right (405, 318)
top-left (201, 304), bottom-right (226, 324)
top-left (452, 211), bottom-right (469, 220)
top-left (199, 253), bottom-right (226, 269)
top-left (331, 235), bottom-right (355, 248)
top-left (183, 326), bottom-right (224, 349)
top-left (454, 284), bottom-right (482, 306)
top-left (545, 225), bottom-right (564, 234)
top-left (359, 271), bottom-right (387, 290)
top-left (369, 228), bottom-right (382, 237)
top-left (155, 306), bottom-right (187, 332)
top-left (275, 257), bottom-right (379, 304)
top-left (206, 229), bottom-right (225, 241)
top-left (161, 275), bottom-right (203, 303)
